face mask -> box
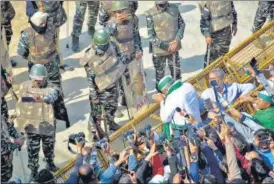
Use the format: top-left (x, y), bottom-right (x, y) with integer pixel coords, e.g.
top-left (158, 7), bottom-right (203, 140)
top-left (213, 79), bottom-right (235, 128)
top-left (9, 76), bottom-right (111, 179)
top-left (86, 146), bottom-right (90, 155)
top-left (30, 20), bottom-right (47, 34)
top-left (95, 44), bottom-right (109, 56)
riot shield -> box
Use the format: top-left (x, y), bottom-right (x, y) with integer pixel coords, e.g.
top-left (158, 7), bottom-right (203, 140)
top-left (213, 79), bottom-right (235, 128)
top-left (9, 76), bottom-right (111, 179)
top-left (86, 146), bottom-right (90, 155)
top-left (122, 58), bottom-right (148, 118)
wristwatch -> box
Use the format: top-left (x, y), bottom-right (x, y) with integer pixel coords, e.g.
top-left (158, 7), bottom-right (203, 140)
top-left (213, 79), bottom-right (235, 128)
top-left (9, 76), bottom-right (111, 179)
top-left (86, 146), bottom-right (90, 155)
top-left (191, 154), bottom-right (198, 161)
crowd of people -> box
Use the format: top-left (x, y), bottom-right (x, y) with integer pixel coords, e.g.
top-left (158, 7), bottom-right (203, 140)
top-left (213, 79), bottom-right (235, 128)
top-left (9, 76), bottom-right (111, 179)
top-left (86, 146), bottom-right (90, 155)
top-left (1, 0), bottom-right (274, 183)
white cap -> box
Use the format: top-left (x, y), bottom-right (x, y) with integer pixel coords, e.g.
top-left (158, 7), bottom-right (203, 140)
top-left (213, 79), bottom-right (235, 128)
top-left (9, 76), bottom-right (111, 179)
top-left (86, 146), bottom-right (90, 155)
top-left (30, 11), bottom-right (48, 27)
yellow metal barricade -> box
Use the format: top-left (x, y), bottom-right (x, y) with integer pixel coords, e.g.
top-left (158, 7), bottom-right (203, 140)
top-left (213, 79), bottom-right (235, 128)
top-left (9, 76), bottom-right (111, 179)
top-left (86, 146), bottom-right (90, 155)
top-left (225, 20), bottom-right (274, 83)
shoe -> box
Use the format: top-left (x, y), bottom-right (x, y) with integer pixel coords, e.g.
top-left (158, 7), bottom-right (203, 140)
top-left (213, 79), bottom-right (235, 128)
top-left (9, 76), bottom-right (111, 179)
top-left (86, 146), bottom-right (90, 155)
top-left (11, 60), bottom-right (17, 67)
top-left (59, 64), bottom-right (75, 71)
top-left (108, 122), bottom-right (121, 131)
top-left (72, 36), bottom-right (79, 52)
top-left (28, 170), bottom-right (38, 182)
top-left (120, 95), bottom-right (127, 106)
top-left (65, 120), bottom-right (70, 128)
top-left (46, 162), bottom-right (59, 173)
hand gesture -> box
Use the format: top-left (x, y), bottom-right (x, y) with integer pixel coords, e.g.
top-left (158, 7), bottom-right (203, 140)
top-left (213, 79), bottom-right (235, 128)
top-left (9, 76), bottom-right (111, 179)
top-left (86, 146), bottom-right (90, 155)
top-left (14, 138), bottom-right (24, 148)
top-left (205, 37), bottom-right (212, 45)
top-left (145, 143), bottom-right (158, 161)
top-left (189, 140), bottom-right (198, 154)
top-left (152, 93), bottom-right (164, 104)
top-left (168, 40), bottom-right (179, 53)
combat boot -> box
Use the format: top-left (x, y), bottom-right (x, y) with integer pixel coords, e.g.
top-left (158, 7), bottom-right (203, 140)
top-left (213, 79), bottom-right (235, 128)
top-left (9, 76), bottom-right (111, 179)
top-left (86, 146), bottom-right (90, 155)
top-left (28, 170), bottom-right (38, 182)
top-left (71, 36), bottom-right (80, 52)
top-left (108, 122), bottom-right (121, 131)
top-left (46, 161), bottom-right (59, 173)
top-left (11, 59), bottom-right (17, 67)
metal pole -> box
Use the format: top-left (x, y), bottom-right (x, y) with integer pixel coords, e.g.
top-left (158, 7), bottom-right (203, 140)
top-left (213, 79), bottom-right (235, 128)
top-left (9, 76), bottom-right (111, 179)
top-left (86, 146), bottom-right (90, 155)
top-left (172, 53), bottom-right (176, 80)
top-left (66, 1), bottom-right (69, 48)
top-left (206, 44), bottom-right (211, 67)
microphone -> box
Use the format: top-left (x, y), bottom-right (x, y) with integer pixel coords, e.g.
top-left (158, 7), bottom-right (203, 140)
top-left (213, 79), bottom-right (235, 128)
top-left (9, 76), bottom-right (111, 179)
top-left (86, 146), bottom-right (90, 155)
top-left (176, 107), bottom-right (189, 118)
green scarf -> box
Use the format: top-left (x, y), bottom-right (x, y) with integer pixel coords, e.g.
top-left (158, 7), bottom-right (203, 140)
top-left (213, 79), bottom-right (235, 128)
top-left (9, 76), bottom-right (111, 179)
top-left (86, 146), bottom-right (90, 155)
top-left (254, 107), bottom-right (274, 131)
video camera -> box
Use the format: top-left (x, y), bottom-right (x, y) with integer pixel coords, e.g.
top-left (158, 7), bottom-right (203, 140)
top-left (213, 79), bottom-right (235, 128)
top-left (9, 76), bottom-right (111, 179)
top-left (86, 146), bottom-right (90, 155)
top-left (182, 124), bottom-right (202, 147)
top-left (122, 129), bottom-right (135, 141)
top-left (95, 136), bottom-right (109, 150)
top-left (69, 132), bottom-right (85, 145)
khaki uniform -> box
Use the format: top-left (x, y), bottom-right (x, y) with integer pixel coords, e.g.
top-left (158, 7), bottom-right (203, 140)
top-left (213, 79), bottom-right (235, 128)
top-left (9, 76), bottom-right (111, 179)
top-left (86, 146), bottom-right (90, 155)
top-left (14, 81), bottom-right (57, 172)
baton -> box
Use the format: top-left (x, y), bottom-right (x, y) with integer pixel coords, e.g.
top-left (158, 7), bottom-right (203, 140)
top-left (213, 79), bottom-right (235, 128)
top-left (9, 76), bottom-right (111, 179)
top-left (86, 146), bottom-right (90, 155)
top-left (206, 43), bottom-right (211, 67)
top-left (66, 1), bottom-right (69, 48)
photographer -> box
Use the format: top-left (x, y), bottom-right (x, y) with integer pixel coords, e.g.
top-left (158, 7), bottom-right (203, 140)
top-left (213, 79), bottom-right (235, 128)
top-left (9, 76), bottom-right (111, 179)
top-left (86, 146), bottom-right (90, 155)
top-left (65, 141), bottom-right (133, 184)
top-left (1, 116), bottom-right (24, 183)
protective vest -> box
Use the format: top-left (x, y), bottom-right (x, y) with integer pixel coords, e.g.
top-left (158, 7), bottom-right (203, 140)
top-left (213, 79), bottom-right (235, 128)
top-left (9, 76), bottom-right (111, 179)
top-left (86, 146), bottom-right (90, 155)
top-left (80, 44), bottom-right (126, 91)
top-left (147, 4), bottom-right (181, 56)
top-left (108, 17), bottom-right (135, 55)
top-left (14, 81), bottom-right (55, 135)
top-left (207, 1), bottom-right (233, 32)
top-left (25, 26), bottom-right (58, 64)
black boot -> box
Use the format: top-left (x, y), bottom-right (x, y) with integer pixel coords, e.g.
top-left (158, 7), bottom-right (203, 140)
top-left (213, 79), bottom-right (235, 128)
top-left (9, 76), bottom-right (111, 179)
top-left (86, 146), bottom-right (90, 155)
top-left (28, 170), bottom-right (38, 182)
top-left (65, 120), bottom-right (71, 128)
top-left (108, 122), bottom-right (121, 131)
top-left (71, 36), bottom-right (79, 52)
top-left (46, 161), bottom-right (59, 173)
top-left (59, 64), bottom-right (75, 71)
top-left (11, 59), bottom-right (17, 67)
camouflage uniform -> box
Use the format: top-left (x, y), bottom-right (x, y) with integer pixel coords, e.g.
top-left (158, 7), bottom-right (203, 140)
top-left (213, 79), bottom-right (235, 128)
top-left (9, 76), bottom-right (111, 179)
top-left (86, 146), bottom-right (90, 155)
top-left (200, 1), bottom-right (237, 66)
top-left (1, 1), bottom-right (15, 46)
top-left (17, 24), bottom-right (70, 127)
top-left (26, 1), bottom-right (67, 66)
top-left (14, 80), bottom-right (58, 174)
top-left (1, 67), bottom-right (10, 120)
top-left (145, 3), bottom-right (185, 89)
top-left (1, 38), bottom-right (12, 122)
top-left (1, 117), bottom-right (21, 182)
top-left (71, 1), bottom-right (99, 38)
top-left (252, 1), bottom-right (274, 33)
top-left (80, 41), bottom-right (130, 130)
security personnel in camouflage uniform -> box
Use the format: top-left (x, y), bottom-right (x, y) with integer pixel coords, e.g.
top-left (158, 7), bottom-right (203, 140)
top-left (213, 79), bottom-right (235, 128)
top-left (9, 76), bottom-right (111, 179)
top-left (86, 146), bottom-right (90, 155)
top-left (17, 11), bottom-right (71, 128)
top-left (1, 116), bottom-right (24, 182)
top-left (252, 1), bottom-right (274, 33)
top-left (105, 1), bottom-right (146, 117)
top-left (71, 1), bottom-right (100, 52)
top-left (26, 0), bottom-right (74, 71)
top-left (145, 1), bottom-right (185, 91)
top-left (199, 1), bottom-right (237, 67)
top-left (1, 38), bottom-right (12, 121)
top-left (80, 29), bottom-right (131, 131)
top-left (99, 0), bottom-right (138, 27)
top-left (14, 64), bottom-right (59, 182)
top-left (1, 1), bottom-right (17, 67)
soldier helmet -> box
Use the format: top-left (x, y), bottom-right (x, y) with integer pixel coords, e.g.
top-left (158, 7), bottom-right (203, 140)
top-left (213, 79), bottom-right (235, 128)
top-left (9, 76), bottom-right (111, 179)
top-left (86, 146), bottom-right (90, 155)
top-left (112, 1), bottom-right (129, 12)
top-left (93, 29), bottom-right (110, 46)
top-left (29, 64), bottom-right (48, 80)
top-left (155, 0), bottom-right (168, 5)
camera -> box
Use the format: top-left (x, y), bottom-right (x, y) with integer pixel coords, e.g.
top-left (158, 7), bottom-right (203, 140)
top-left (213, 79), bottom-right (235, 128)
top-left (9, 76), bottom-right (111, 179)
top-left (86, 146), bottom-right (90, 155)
top-left (122, 129), bottom-right (135, 141)
top-left (144, 124), bottom-right (152, 137)
top-left (155, 133), bottom-right (167, 153)
top-left (69, 132), bottom-right (85, 145)
top-left (183, 124), bottom-right (201, 147)
top-left (95, 137), bottom-right (109, 149)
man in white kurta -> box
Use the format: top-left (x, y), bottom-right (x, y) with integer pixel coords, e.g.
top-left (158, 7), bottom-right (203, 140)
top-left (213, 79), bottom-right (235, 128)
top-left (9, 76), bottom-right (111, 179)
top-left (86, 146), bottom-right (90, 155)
top-left (153, 75), bottom-right (202, 137)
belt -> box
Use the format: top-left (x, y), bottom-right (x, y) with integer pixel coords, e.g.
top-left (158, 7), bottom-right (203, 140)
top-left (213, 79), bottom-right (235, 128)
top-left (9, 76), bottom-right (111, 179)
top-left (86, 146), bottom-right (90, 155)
top-left (211, 12), bottom-right (232, 21)
top-left (116, 37), bottom-right (134, 44)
